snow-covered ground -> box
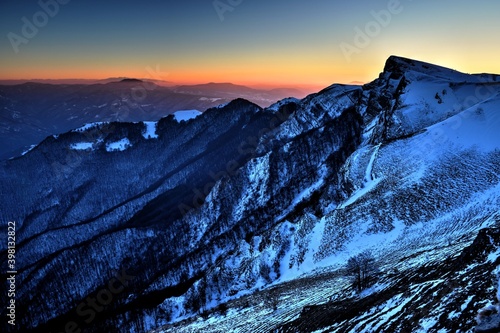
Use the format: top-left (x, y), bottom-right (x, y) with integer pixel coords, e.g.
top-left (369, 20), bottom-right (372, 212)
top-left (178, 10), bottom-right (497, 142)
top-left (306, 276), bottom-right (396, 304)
top-left (5, 56), bottom-right (499, 333)
top-left (70, 142), bottom-right (94, 150)
top-left (173, 110), bottom-right (202, 122)
top-left (150, 57), bottom-right (500, 333)
top-left (105, 138), bottom-right (132, 151)
top-left (21, 144), bottom-right (37, 155)
top-left (142, 121), bottom-right (158, 139)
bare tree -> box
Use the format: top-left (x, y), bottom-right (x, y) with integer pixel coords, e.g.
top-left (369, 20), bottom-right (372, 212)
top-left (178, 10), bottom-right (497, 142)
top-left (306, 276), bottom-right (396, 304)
top-left (345, 250), bottom-right (379, 293)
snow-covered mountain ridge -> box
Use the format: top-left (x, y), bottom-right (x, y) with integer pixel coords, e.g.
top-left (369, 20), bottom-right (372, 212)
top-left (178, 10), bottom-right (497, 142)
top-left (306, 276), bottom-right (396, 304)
top-left (0, 56), bottom-right (499, 332)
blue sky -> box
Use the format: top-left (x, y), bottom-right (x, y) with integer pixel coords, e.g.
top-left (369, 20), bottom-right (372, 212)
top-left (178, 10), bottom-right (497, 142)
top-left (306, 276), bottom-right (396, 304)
top-left (1, 0), bottom-right (499, 87)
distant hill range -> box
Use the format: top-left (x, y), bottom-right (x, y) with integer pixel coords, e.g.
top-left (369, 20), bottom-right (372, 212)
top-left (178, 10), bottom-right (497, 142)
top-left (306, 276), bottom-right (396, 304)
top-left (0, 79), bottom-right (307, 159)
top-left (0, 77), bottom-right (175, 86)
top-left (173, 82), bottom-right (305, 103)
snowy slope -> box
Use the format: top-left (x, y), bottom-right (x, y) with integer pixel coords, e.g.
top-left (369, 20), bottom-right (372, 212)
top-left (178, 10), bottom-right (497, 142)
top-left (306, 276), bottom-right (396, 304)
top-left (152, 57), bottom-right (500, 332)
top-left (173, 110), bottom-right (202, 122)
top-left (1, 56), bottom-right (499, 333)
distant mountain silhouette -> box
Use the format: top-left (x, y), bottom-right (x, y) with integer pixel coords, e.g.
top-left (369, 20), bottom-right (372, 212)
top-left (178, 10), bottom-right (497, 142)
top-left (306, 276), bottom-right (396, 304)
top-left (0, 81), bottom-right (307, 159)
top-left (119, 78), bottom-right (144, 83)
top-left (173, 82), bottom-right (306, 104)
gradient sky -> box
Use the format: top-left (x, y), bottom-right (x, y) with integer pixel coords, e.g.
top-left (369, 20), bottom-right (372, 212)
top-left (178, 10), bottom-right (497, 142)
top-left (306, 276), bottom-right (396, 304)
top-left (1, 0), bottom-right (500, 88)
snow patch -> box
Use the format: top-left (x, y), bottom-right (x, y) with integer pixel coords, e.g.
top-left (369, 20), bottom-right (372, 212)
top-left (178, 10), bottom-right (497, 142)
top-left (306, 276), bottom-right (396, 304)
top-left (339, 178), bottom-right (382, 209)
top-left (275, 164), bottom-right (328, 222)
top-left (106, 138), bottom-right (131, 152)
top-left (173, 110), bottom-right (201, 122)
top-left (359, 282), bottom-right (389, 298)
top-left (303, 216), bottom-right (326, 269)
top-left (461, 295), bottom-right (474, 311)
top-left (21, 144), bottom-right (37, 155)
top-left (70, 142), bottom-right (94, 151)
top-left (73, 122), bottom-right (108, 132)
top-left (267, 97), bottom-right (300, 112)
top-left (142, 121), bottom-right (158, 139)
top-left (416, 316), bottom-right (439, 332)
top-left (215, 102), bottom-right (229, 109)
top-left (488, 248), bottom-right (500, 263)
top-left (339, 144), bottom-right (382, 209)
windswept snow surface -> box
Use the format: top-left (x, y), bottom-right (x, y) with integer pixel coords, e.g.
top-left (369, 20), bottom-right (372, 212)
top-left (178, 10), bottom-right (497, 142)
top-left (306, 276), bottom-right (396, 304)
top-left (431, 94), bottom-right (500, 152)
top-left (364, 144), bottom-right (380, 182)
top-left (173, 110), bottom-right (201, 122)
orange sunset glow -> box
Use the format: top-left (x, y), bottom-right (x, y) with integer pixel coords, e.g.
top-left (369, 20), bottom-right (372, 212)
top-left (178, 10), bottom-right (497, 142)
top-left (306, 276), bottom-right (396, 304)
top-left (1, 1), bottom-right (500, 89)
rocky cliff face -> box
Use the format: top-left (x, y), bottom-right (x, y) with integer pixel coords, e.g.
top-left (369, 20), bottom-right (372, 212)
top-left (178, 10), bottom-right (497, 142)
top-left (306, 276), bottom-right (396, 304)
top-left (1, 56), bottom-right (499, 333)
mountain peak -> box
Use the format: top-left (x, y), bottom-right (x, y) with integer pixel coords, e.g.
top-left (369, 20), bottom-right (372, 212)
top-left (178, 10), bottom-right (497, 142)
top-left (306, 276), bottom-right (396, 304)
top-left (382, 55), bottom-right (473, 82)
top-left (225, 97), bottom-right (262, 109)
top-left (119, 78), bottom-right (143, 83)
top-left (383, 55), bottom-right (417, 74)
